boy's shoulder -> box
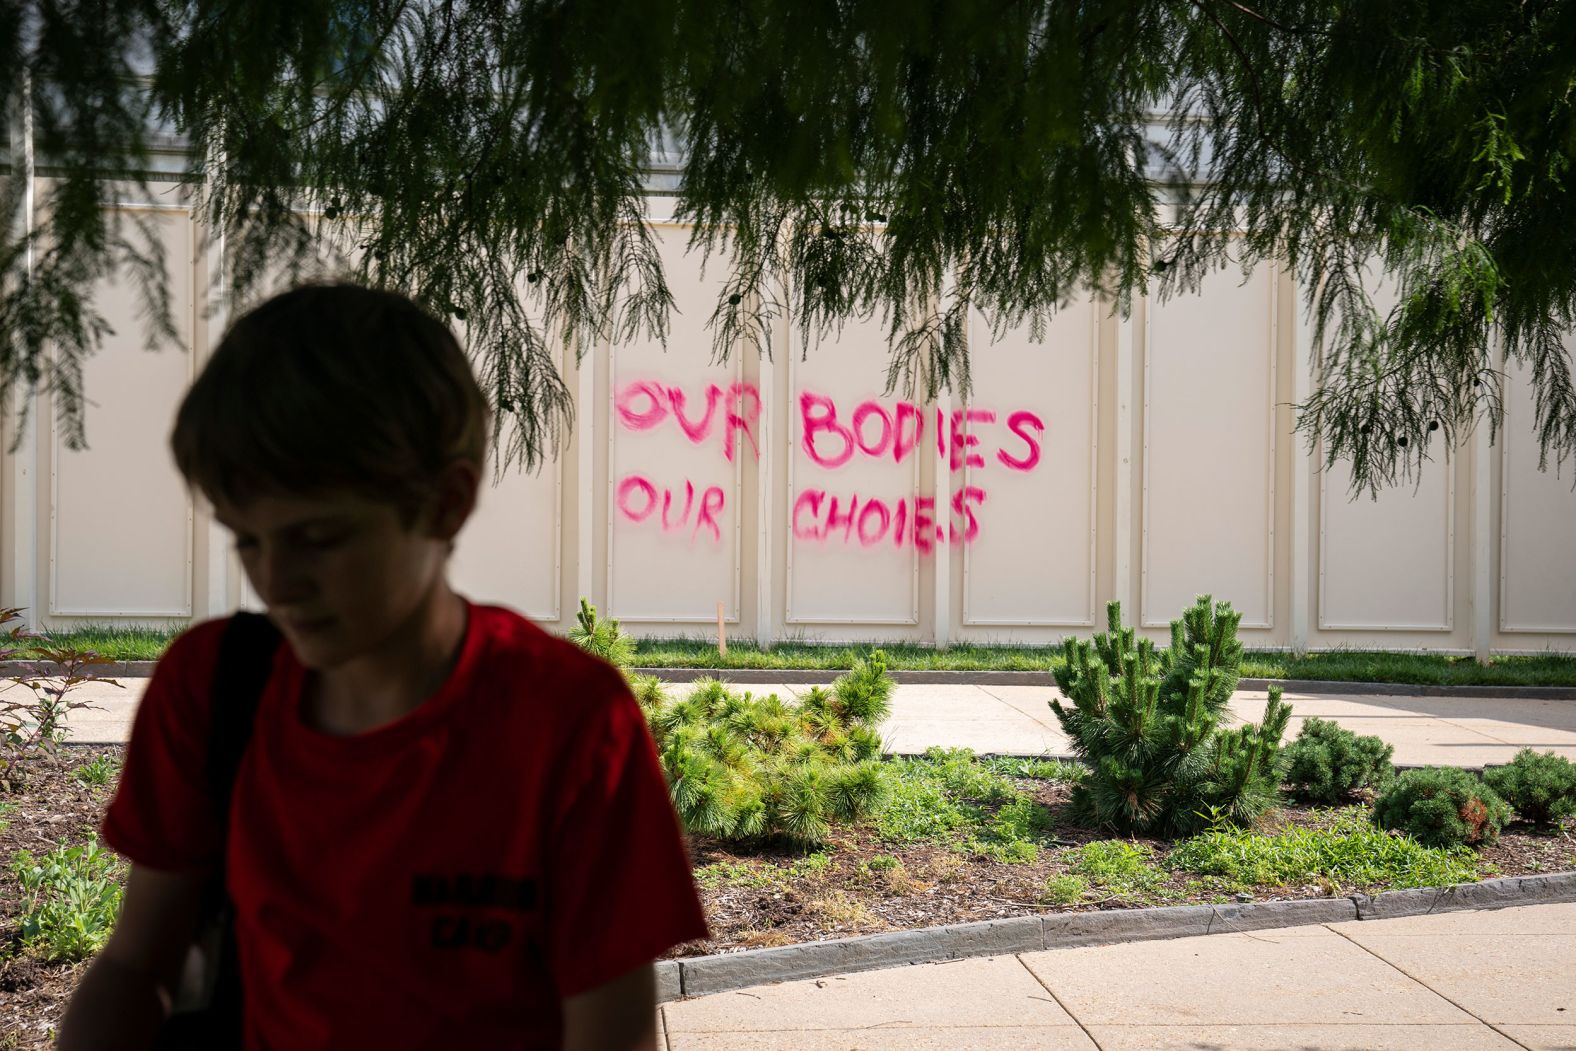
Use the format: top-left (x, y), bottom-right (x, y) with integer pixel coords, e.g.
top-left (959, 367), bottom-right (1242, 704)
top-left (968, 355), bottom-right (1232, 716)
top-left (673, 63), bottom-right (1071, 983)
top-left (470, 604), bottom-right (630, 702)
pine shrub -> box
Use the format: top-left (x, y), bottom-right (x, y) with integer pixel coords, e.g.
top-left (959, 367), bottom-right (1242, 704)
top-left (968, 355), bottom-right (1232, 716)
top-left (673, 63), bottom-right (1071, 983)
top-left (1051, 596), bottom-right (1292, 836)
top-left (1482, 749), bottom-right (1576, 828)
top-left (568, 598), bottom-right (636, 672)
top-left (1373, 767), bottom-right (1511, 848)
top-left (641, 654), bottom-right (893, 845)
top-left (1282, 717), bottom-right (1395, 803)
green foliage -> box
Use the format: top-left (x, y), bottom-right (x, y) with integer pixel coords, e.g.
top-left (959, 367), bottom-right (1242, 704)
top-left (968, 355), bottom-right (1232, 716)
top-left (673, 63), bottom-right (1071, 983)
top-left (1051, 597), bottom-right (1291, 836)
top-left (1374, 767), bottom-right (1512, 848)
top-left (966, 796), bottom-right (1058, 864)
top-left (568, 598), bottom-right (637, 673)
top-left (71, 753), bottom-right (119, 789)
top-left (10, 837), bottom-right (125, 963)
top-left (0, 608), bottom-right (120, 791)
top-left (871, 748), bottom-right (1068, 863)
top-left (1065, 840), bottom-right (1166, 897)
top-left (9, 1), bottom-right (1576, 485)
top-left (1483, 750), bottom-right (1576, 828)
top-left (1040, 873), bottom-right (1088, 905)
top-left (1169, 810), bottom-right (1483, 891)
top-left (979, 756), bottom-right (1087, 783)
top-left (1282, 718), bottom-right (1395, 803)
top-left (648, 654), bottom-right (893, 845)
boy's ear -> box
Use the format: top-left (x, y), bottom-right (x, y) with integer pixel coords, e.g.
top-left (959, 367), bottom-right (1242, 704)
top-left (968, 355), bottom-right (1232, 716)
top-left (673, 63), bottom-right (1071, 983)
top-left (428, 459), bottom-right (481, 543)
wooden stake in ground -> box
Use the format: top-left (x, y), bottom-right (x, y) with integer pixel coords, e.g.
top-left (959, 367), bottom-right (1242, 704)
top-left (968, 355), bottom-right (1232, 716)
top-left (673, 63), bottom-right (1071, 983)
top-left (717, 601), bottom-right (727, 657)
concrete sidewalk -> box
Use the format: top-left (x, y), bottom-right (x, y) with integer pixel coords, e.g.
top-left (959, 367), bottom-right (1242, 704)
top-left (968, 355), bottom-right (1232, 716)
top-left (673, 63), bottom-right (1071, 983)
top-left (40, 675), bottom-right (1576, 767)
top-left (659, 902), bottom-right (1576, 1049)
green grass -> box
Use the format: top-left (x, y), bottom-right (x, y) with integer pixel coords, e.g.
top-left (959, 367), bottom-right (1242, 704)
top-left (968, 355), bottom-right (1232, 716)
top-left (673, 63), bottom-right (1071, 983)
top-left (1166, 809), bottom-right (1486, 892)
top-left (12, 627), bottom-right (1576, 688)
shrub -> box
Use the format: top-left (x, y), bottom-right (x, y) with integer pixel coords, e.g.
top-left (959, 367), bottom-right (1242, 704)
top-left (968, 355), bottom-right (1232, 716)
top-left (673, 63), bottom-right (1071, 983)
top-left (11, 837), bottom-right (125, 963)
top-left (1373, 767), bottom-right (1511, 848)
top-left (645, 655), bottom-right (893, 845)
top-left (1051, 597), bottom-right (1292, 836)
top-left (1282, 718), bottom-right (1394, 803)
top-left (1483, 749), bottom-right (1576, 827)
top-left (568, 598), bottom-right (636, 672)
top-left (1168, 810), bottom-right (1482, 890)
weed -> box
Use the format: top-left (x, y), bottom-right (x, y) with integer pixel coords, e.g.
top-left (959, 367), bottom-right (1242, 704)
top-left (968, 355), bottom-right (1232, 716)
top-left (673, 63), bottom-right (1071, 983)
top-left (11, 837), bottom-right (125, 963)
top-left (1065, 840), bottom-right (1167, 896)
top-left (0, 609), bottom-right (121, 790)
top-left (1040, 873), bottom-right (1088, 905)
top-left (806, 891), bottom-right (878, 928)
top-left (72, 753), bottom-right (119, 789)
top-left (1168, 810), bottom-right (1483, 891)
top-left (981, 756), bottom-right (1086, 783)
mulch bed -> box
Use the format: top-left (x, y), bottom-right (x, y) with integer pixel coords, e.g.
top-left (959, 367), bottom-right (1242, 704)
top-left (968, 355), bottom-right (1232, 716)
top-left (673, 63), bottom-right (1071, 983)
top-left (2, 748), bottom-right (1573, 1047)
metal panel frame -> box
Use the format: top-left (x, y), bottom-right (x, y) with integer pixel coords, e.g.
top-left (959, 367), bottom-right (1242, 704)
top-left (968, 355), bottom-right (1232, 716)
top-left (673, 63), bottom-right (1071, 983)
top-left (1140, 260), bottom-right (1278, 629)
top-left (960, 302), bottom-right (1100, 627)
top-left (605, 223), bottom-right (743, 623)
top-left (49, 203), bottom-right (195, 618)
top-left (1498, 362), bottom-right (1576, 633)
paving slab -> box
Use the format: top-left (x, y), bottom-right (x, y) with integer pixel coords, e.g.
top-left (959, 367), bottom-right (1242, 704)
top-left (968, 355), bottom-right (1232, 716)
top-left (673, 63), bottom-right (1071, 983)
top-left (1495, 1025), bottom-right (1576, 1050)
top-left (666, 1027), bottom-right (1097, 1050)
top-left (664, 955), bottom-right (1071, 1033)
top-left (1329, 905), bottom-right (1576, 1025)
top-left (1085, 1023), bottom-right (1522, 1050)
top-left (1019, 925), bottom-right (1475, 1027)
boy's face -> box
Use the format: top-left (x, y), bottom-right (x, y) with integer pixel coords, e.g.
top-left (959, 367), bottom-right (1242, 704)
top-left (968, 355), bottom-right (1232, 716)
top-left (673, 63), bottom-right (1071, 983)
top-left (212, 482), bottom-right (469, 670)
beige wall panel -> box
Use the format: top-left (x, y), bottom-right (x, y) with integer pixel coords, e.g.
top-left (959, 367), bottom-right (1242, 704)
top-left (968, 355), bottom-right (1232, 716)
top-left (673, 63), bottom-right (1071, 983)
top-left (1318, 455), bottom-right (1454, 631)
top-left (961, 302), bottom-right (1098, 626)
top-left (51, 208), bottom-right (194, 618)
top-left (1141, 264), bottom-right (1277, 628)
top-left (451, 458), bottom-right (561, 621)
top-left (607, 226), bottom-right (744, 621)
top-left (785, 314), bottom-right (922, 625)
top-left (1499, 356), bottom-right (1576, 633)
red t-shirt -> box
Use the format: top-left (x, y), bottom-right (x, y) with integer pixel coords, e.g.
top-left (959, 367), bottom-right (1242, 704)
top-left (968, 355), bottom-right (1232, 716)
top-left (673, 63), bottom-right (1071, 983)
top-left (103, 603), bottom-right (708, 1050)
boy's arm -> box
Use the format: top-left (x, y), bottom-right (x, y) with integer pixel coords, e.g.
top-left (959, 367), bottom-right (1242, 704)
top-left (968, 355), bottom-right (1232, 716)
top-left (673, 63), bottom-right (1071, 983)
top-left (561, 962), bottom-right (659, 1051)
top-left (57, 864), bottom-right (207, 1051)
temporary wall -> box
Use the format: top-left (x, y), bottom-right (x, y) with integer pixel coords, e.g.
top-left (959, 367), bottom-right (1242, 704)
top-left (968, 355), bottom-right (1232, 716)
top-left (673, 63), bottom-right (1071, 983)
top-left (3, 191), bottom-right (1574, 655)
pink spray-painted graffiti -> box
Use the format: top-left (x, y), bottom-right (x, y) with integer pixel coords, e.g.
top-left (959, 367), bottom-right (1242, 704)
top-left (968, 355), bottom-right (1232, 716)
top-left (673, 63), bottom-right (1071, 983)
top-left (611, 377), bottom-right (1046, 551)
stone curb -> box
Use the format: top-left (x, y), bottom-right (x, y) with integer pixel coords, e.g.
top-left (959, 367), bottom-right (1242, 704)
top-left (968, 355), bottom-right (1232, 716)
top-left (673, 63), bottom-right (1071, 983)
top-left (633, 668), bottom-right (1576, 701)
top-left (4, 660), bottom-right (1574, 700)
top-left (656, 872), bottom-right (1576, 1004)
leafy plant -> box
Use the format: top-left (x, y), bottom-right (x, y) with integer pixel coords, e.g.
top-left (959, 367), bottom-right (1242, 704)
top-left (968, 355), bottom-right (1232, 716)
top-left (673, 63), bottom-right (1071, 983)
top-left (568, 598), bottom-right (637, 673)
top-left (1040, 873), bottom-right (1088, 905)
top-left (1169, 809), bottom-right (1483, 891)
top-left (1374, 767), bottom-right (1512, 848)
top-left (11, 837), bottom-right (126, 963)
top-left (1282, 718), bottom-right (1395, 803)
top-left (645, 655), bottom-right (893, 845)
top-left (0, 608), bottom-right (121, 791)
top-left (72, 753), bottom-right (120, 789)
top-left (1064, 840), bottom-right (1167, 897)
top-left (1482, 749), bottom-right (1576, 828)
top-left (1051, 597), bottom-right (1292, 836)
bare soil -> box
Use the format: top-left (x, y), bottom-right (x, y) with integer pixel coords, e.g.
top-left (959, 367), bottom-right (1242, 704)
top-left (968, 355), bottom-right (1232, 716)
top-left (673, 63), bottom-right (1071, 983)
top-left (2, 749), bottom-right (1572, 1047)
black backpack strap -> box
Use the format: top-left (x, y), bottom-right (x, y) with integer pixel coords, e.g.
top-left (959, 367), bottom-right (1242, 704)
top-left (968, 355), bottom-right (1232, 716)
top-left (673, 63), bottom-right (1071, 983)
top-left (207, 612), bottom-right (282, 806)
top-left (199, 611), bottom-right (280, 1044)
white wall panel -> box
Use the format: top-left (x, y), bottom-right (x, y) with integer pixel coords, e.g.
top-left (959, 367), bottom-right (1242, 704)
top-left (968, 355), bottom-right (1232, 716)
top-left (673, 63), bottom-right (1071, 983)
top-left (1141, 264), bottom-right (1277, 628)
top-left (1319, 455), bottom-right (1454, 631)
top-left (606, 226), bottom-right (743, 621)
top-left (785, 314), bottom-right (921, 625)
top-left (1500, 356), bottom-right (1576, 633)
top-left (451, 456), bottom-right (561, 621)
top-left (961, 301), bottom-right (1098, 625)
top-left (51, 208), bottom-right (194, 617)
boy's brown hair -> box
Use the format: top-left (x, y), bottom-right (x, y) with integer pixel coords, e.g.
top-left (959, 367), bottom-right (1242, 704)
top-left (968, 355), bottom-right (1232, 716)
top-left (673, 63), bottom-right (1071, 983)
top-left (172, 283), bottom-right (489, 522)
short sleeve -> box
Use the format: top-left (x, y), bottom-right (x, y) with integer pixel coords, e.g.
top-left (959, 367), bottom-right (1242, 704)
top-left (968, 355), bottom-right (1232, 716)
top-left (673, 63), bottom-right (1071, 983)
top-left (544, 671), bottom-right (709, 996)
top-left (101, 620), bottom-right (229, 872)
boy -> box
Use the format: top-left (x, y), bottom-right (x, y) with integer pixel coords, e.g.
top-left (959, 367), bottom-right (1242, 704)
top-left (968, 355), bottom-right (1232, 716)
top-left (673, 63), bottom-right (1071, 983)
top-left (59, 284), bottom-right (707, 1050)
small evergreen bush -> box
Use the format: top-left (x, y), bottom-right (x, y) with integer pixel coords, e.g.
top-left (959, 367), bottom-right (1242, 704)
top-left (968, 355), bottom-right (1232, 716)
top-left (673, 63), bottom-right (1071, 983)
top-left (1051, 596), bottom-right (1292, 836)
top-left (1373, 767), bottom-right (1511, 848)
top-left (568, 598), bottom-right (636, 672)
top-left (1282, 718), bottom-right (1394, 803)
top-left (643, 656), bottom-right (893, 845)
top-left (1482, 749), bottom-right (1576, 827)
